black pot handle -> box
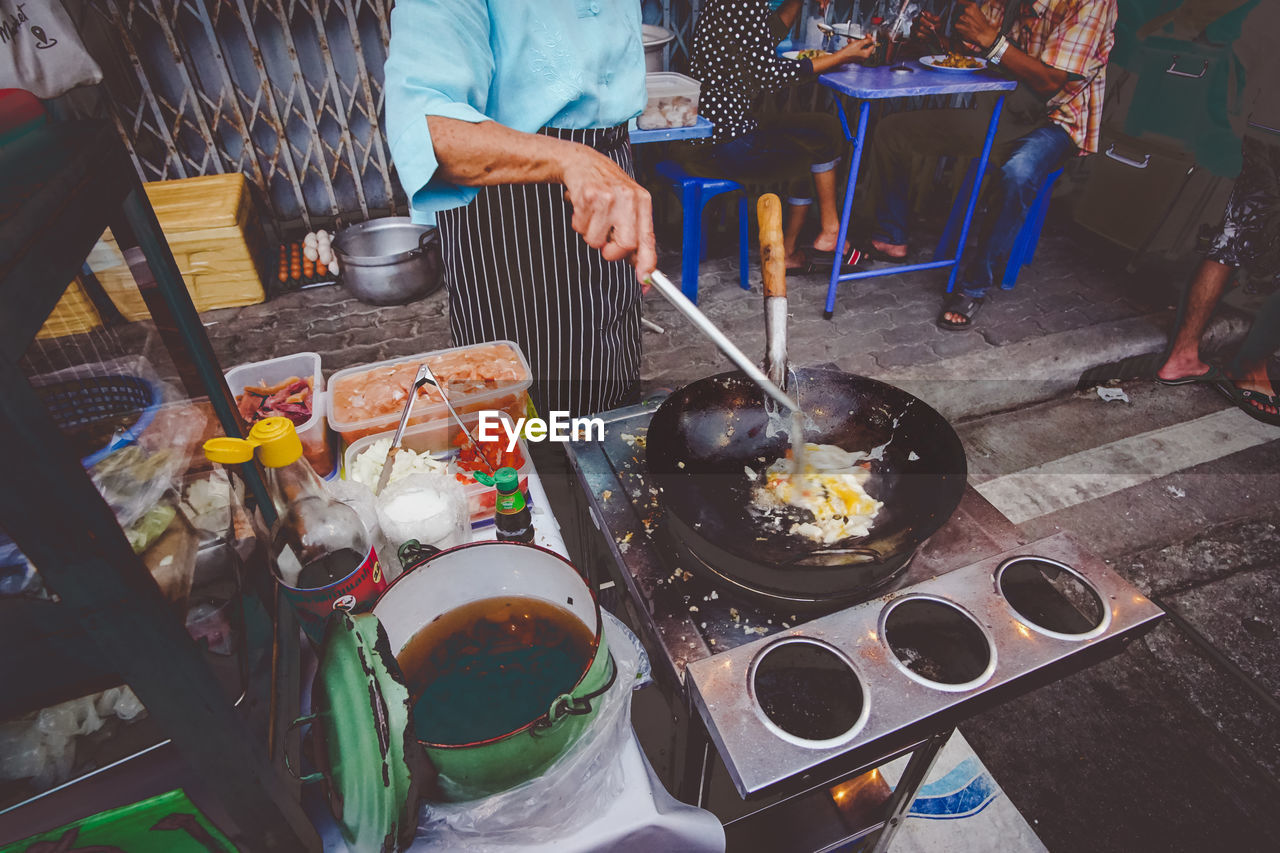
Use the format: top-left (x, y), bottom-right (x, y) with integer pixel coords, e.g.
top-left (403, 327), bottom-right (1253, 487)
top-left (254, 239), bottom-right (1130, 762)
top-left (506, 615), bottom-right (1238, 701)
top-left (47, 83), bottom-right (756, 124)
top-left (398, 539), bottom-right (441, 571)
top-left (531, 651), bottom-right (618, 736)
top-left (409, 228), bottom-right (438, 257)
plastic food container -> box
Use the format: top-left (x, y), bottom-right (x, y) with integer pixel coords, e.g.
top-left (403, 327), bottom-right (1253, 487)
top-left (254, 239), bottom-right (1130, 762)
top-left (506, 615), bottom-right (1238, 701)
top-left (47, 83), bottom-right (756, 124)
top-left (638, 72), bottom-right (701, 130)
top-left (327, 341), bottom-right (532, 444)
top-left (224, 352), bottom-right (332, 477)
top-left (343, 411), bottom-right (531, 527)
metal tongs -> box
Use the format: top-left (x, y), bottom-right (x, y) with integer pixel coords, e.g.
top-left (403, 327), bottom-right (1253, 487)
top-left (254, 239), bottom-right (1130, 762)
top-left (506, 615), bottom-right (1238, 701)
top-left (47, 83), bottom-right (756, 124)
top-left (373, 362), bottom-right (493, 496)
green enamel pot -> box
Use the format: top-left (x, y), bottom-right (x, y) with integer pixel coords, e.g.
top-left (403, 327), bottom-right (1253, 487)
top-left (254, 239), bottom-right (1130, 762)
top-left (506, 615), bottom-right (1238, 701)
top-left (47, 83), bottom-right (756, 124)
top-left (381, 541), bottom-right (613, 803)
top-left (300, 542), bottom-right (613, 849)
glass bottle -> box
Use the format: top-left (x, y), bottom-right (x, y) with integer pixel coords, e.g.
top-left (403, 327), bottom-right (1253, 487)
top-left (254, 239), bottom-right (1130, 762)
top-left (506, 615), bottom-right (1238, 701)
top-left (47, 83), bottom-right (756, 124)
top-left (205, 417), bottom-right (386, 637)
top-left (487, 466), bottom-right (535, 543)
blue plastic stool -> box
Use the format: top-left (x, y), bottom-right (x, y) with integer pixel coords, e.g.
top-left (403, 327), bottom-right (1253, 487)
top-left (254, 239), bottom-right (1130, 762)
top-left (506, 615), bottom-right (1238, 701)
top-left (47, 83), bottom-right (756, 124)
top-left (934, 163), bottom-right (1065, 291)
top-left (655, 160), bottom-right (750, 303)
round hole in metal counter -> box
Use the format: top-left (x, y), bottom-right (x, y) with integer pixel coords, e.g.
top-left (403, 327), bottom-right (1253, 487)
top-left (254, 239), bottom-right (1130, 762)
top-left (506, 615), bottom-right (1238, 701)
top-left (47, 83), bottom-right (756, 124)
top-left (998, 557), bottom-right (1106, 637)
top-left (751, 639), bottom-right (864, 743)
top-left (884, 598), bottom-right (992, 686)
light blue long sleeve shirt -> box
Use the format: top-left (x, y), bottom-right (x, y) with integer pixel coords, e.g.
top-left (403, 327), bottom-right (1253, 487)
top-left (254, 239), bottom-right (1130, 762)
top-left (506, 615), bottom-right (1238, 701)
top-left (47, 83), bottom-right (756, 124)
top-left (384, 0), bottom-right (646, 224)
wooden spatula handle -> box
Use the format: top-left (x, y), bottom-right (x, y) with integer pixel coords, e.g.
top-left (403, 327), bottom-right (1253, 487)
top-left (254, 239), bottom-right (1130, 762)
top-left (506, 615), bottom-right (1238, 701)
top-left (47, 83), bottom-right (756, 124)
top-left (757, 193), bottom-right (786, 300)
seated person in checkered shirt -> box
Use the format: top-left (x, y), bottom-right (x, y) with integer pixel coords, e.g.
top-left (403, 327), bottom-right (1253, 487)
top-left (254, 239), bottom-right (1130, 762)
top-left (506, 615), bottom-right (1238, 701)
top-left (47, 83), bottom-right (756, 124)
top-left (864, 0), bottom-right (1117, 330)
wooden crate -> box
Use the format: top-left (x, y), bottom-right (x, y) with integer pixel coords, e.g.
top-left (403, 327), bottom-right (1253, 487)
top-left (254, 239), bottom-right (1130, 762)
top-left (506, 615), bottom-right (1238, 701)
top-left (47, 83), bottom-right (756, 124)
top-left (36, 278), bottom-right (102, 340)
top-left (95, 174), bottom-right (269, 320)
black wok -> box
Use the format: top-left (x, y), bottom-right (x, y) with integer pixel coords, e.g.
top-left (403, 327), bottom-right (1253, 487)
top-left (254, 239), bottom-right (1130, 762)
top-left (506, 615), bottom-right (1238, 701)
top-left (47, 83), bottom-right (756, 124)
top-left (646, 368), bottom-right (967, 606)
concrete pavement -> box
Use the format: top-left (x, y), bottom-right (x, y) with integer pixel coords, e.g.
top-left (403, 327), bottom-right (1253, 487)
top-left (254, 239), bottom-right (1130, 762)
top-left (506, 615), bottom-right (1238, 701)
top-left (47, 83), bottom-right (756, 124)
top-left (198, 221), bottom-right (1253, 425)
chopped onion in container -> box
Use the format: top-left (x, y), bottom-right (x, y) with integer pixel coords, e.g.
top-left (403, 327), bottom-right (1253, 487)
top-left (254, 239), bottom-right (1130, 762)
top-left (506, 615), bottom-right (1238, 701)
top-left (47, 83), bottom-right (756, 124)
top-left (349, 439), bottom-right (450, 490)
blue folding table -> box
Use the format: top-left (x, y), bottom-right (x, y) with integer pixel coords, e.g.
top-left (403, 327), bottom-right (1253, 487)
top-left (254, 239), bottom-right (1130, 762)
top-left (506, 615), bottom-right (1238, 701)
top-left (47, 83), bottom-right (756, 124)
top-left (818, 63), bottom-right (1017, 318)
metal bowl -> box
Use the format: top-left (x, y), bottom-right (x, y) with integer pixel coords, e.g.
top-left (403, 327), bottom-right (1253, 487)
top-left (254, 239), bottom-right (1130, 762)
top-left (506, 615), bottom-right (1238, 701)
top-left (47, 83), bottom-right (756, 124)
top-left (332, 217), bottom-right (442, 306)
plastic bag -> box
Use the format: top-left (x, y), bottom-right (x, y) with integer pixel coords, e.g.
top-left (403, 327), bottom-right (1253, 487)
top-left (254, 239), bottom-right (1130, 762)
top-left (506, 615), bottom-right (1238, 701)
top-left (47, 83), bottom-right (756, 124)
top-left (0, 691), bottom-right (119, 789)
top-left (0, 0), bottom-right (103, 99)
top-left (325, 479), bottom-right (381, 551)
top-left (30, 356), bottom-right (205, 531)
top-left (415, 611), bottom-right (644, 847)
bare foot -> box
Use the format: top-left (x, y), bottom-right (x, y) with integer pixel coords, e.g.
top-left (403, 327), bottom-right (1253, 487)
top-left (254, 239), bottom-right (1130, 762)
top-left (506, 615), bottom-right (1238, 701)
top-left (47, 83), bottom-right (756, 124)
top-left (1156, 353), bottom-right (1211, 383)
top-left (811, 234), bottom-right (854, 257)
top-left (872, 238), bottom-right (908, 259)
top-left (785, 249), bottom-right (810, 271)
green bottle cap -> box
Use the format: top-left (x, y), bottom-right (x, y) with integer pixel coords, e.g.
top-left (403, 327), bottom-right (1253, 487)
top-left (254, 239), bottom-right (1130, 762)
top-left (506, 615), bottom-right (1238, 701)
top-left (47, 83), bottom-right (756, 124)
top-left (473, 466), bottom-right (519, 492)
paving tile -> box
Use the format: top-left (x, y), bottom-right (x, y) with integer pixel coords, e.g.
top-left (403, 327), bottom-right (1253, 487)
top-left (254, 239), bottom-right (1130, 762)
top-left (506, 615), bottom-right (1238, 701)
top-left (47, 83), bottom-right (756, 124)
top-left (930, 333), bottom-right (991, 359)
top-left (874, 343), bottom-right (937, 369)
top-left (980, 317), bottom-right (1046, 346)
top-left (1163, 566), bottom-right (1280, 703)
top-left (189, 222), bottom-right (1170, 405)
top-left (961, 632), bottom-right (1280, 853)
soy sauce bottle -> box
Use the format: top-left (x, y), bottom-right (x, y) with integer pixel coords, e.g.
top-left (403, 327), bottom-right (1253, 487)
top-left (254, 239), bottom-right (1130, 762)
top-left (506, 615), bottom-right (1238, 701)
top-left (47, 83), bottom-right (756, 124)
top-left (477, 466), bottom-right (534, 543)
top-left (205, 417), bottom-right (386, 640)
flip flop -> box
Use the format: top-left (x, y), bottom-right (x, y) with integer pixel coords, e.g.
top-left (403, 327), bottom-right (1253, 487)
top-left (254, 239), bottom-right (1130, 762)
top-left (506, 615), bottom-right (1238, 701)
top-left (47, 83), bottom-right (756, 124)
top-left (1214, 378), bottom-right (1280, 426)
top-left (861, 244), bottom-right (910, 264)
top-left (937, 293), bottom-right (985, 331)
top-left (809, 244), bottom-right (864, 273)
top-left (1156, 363), bottom-right (1224, 386)
top-left (785, 255), bottom-right (816, 274)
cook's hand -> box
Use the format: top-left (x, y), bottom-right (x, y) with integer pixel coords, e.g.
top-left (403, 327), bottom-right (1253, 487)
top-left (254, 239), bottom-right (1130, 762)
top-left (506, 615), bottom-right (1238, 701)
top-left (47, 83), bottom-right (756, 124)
top-left (561, 146), bottom-right (657, 283)
top-left (953, 1), bottom-right (999, 52)
top-left (816, 0), bottom-right (832, 11)
top-left (835, 35), bottom-right (876, 64)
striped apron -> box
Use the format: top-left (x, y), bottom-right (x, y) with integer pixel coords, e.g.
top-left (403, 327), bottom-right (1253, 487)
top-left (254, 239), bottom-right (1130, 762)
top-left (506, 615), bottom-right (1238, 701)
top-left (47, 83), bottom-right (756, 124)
top-left (436, 126), bottom-right (642, 418)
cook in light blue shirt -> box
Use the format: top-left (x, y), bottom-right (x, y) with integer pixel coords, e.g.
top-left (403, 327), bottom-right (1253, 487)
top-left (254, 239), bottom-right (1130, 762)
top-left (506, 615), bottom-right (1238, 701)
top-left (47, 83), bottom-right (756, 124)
top-left (384, 0), bottom-right (647, 223)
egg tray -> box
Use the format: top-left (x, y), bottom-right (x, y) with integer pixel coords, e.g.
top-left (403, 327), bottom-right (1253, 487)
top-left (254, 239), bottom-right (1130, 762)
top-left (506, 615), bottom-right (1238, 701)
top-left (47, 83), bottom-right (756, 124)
top-left (685, 531), bottom-right (1164, 798)
top-left (273, 239), bottom-right (338, 293)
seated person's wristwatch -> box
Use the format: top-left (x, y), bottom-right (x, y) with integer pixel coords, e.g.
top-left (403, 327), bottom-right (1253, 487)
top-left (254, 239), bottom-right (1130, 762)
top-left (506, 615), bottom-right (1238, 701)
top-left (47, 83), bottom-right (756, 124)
top-left (986, 34), bottom-right (1011, 65)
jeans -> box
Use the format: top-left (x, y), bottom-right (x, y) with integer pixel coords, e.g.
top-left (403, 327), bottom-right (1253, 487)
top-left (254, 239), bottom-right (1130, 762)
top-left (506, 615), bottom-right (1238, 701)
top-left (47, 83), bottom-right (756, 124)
top-left (693, 112), bottom-right (844, 204)
top-left (869, 100), bottom-right (1076, 298)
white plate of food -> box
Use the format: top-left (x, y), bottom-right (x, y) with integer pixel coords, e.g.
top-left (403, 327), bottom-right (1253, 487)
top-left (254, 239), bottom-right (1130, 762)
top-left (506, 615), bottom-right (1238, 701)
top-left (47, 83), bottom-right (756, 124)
top-left (782, 48), bottom-right (831, 61)
top-left (919, 53), bottom-right (989, 72)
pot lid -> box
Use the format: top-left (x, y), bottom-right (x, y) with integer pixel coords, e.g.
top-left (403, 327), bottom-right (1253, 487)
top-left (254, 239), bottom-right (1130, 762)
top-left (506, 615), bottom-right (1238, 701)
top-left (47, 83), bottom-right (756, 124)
top-left (312, 610), bottom-right (426, 852)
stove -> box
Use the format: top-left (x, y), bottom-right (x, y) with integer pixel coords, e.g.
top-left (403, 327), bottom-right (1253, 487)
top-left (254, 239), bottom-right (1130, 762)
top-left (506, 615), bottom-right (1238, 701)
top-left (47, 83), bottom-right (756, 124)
top-left (570, 402), bottom-right (1033, 686)
top-left (568, 400), bottom-right (1163, 805)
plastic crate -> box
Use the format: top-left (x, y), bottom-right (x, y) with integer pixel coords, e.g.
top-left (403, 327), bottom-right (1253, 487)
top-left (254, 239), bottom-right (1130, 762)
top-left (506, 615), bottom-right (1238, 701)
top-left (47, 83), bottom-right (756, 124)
top-left (224, 352), bottom-right (332, 477)
top-left (327, 340), bottom-right (532, 444)
top-left (638, 72), bottom-right (701, 130)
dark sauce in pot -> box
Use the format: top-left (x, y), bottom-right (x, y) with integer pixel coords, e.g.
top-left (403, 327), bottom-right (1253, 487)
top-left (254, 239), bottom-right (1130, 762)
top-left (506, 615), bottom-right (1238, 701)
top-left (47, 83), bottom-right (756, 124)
top-left (397, 596), bottom-right (596, 745)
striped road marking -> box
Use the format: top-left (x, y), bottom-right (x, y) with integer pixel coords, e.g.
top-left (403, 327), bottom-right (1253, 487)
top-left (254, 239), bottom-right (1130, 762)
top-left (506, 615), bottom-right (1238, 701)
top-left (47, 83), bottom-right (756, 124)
top-left (976, 407), bottom-right (1280, 525)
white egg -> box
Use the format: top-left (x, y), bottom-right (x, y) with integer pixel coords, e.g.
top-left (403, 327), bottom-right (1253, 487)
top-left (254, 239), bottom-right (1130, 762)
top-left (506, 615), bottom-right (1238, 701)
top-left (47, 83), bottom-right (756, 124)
top-left (303, 245), bottom-right (318, 261)
top-left (318, 246), bottom-right (334, 265)
top-left (328, 258), bottom-right (340, 274)
top-left (303, 232), bottom-right (318, 248)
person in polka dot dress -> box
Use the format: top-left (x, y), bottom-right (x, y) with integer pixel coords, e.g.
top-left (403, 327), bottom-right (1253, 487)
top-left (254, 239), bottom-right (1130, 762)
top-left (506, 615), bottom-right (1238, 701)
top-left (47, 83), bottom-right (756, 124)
top-left (690, 0), bottom-right (873, 271)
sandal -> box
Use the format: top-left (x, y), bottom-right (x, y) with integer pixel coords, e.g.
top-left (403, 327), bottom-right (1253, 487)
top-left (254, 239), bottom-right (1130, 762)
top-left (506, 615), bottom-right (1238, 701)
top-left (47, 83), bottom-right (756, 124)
top-left (783, 247), bottom-right (816, 274)
top-left (1214, 378), bottom-right (1280, 427)
top-left (1156, 363), bottom-right (1224, 386)
top-left (937, 293), bottom-right (985, 331)
top-left (809, 244), bottom-right (864, 273)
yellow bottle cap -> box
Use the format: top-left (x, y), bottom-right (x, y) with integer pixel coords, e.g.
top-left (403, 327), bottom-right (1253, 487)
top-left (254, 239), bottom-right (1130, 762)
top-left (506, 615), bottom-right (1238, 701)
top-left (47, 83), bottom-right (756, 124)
top-left (201, 417), bottom-right (304, 468)
top-left (203, 436), bottom-right (256, 465)
top-left (250, 417), bottom-right (304, 467)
